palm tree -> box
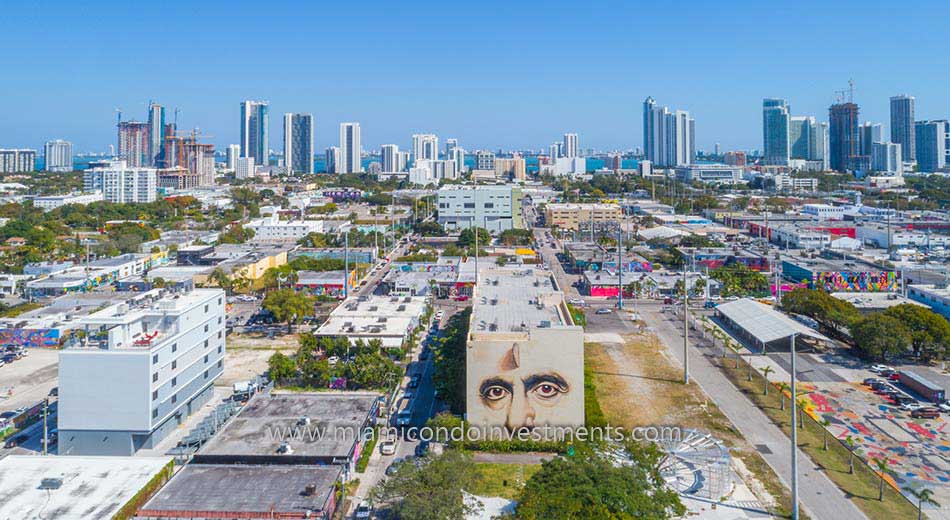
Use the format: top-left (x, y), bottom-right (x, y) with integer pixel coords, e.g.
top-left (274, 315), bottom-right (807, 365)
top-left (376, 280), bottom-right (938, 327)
top-left (845, 435), bottom-right (856, 474)
top-left (872, 457), bottom-right (889, 501)
top-left (727, 340), bottom-right (741, 369)
top-left (761, 365), bottom-right (774, 395)
top-left (747, 354), bottom-right (755, 381)
top-left (905, 486), bottom-right (938, 520)
top-left (796, 398), bottom-right (809, 430)
top-left (820, 418), bottom-right (831, 451)
top-left (779, 382), bottom-right (789, 411)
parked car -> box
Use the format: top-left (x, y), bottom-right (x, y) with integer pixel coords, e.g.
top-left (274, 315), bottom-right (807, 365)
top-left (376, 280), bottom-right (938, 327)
top-left (911, 407), bottom-right (940, 419)
top-left (4, 434), bottom-right (28, 449)
top-left (887, 373), bottom-right (902, 381)
top-left (354, 500), bottom-right (373, 519)
top-left (901, 402), bottom-right (923, 411)
top-left (870, 364), bottom-right (891, 374)
top-left (703, 301), bottom-right (717, 309)
top-left (385, 458), bottom-right (404, 476)
top-left (862, 378), bottom-right (878, 386)
top-left (379, 440), bottom-right (396, 456)
top-left (937, 402), bottom-right (950, 413)
top-left (408, 375), bottom-right (420, 389)
top-left (595, 308), bottom-right (612, 315)
top-left (414, 440), bottom-right (430, 457)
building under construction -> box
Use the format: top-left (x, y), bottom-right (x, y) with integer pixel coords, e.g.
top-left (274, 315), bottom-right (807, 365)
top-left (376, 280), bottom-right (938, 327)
top-left (160, 127), bottom-right (215, 187)
top-left (828, 102), bottom-right (859, 173)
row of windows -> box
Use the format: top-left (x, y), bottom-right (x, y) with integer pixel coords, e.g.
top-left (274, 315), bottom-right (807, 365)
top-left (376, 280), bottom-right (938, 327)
top-left (151, 364), bottom-right (219, 419)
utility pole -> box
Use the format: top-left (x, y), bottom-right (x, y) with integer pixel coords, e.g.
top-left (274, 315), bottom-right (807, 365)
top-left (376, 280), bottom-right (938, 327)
top-left (618, 224), bottom-right (623, 310)
top-left (344, 232), bottom-right (349, 299)
top-left (790, 333), bottom-right (799, 520)
top-left (42, 397), bottom-right (49, 455)
top-left (683, 265), bottom-right (689, 384)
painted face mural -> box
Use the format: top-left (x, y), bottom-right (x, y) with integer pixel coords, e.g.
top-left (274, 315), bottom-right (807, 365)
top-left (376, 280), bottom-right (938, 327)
top-left (468, 339), bottom-right (583, 434)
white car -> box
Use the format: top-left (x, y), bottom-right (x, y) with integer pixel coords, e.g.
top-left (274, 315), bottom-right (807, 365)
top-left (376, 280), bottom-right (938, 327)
top-left (434, 311), bottom-right (444, 320)
top-left (568, 298), bottom-right (585, 306)
top-left (327, 356), bottom-right (340, 367)
top-left (901, 402), bottom-right (923, 411)
top-left (379, 440), bottom-right (396, 455)
top-left (870, 364), bottom-right (892, 374)
top-left (354, 499), bottom-right (373, 519)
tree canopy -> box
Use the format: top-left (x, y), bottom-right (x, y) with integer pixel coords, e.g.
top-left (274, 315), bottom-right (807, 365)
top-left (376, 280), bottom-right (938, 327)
top-left (372, 450), bottom-right (481, 520)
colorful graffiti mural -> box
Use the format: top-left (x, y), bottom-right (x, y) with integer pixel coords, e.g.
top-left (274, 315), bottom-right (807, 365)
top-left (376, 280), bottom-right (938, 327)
top-left (0, 328), bottom-right (60, 348)
top-left (813, 271), bottom-right (898, 292)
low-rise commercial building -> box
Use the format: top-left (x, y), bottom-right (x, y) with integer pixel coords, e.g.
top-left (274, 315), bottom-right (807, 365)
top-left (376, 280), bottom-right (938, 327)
top-left (674, 164), bottom-right (742, 184)
top-left (314, 295), bottom-right (428, 348)
top-left (245, 213), bottom-right (325, 242)
top-left (544, 203), bottom-right (622, 231)
top-left (437, 184), bottom-right (524, 232)
top-left (294, 269), bottom-right (359, 299)
top-left (31, 191), bottom-right (103, 211)
top-left (58, 288), bottom-right (226, 456)
top-left (907, 284), bottom-right (950, 322)
top-left (780, 254), bottom-right (898, 292)
top-left (25, 252), bottom-right (164, 297)
top-left (466, 265), bottom-right (584, 437)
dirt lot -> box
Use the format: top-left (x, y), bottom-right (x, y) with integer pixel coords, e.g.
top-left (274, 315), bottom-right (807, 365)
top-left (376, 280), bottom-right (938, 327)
top-left (219, 332), bottom-right (299, 387)
top-left (586, 334), bottom-right (789, 516)
top-left (0, 349), bottom-right (59, 414)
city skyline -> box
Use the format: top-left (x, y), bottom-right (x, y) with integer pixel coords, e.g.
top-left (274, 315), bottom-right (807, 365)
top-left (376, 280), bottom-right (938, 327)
top-left (2, 2), bottom-right (949, 153)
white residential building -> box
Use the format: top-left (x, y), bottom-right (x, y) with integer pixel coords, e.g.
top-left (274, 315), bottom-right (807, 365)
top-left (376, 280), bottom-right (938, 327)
top-left (83, 160), bottom-right (157, 203)
top-left (675, 164), bottom-right (742, 184)
top-left (872, 141), bottom-right (903, 175)
top-left (339, 122), bottom-right (362, 173)
top-left (563, 133), bottom-right (579, 158)
top-left (58, 288), bottom-right (226, 455)
top-left (32, 191), bottom-right (103, 211)
top-left (226, 144), bottom-right (241, 171)
top-left (44, 140), bottom-right (73, 172)
top-left (0, 149), bottom-right (36, 173)
top-left (235, 157), bottom-right (255, 179)
top-left (245, 213), bottom-right (324, 241)
top-left (802, 203), bottom-right (844, 220)
top-left (411, 134), bottom-right (439, 164)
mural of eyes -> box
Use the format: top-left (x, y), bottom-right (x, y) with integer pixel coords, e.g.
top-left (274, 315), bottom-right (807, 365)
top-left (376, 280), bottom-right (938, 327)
top-left (482, 384), bottom-right (510, 401)
top-left (524, 374), bottom-right (570, 402)
top-left (479, 378), bottom-right (513, 403)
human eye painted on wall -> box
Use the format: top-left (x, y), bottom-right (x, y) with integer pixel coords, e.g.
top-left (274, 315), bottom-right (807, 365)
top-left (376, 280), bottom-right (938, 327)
top-left (476, 343), bottom-right (572, 432)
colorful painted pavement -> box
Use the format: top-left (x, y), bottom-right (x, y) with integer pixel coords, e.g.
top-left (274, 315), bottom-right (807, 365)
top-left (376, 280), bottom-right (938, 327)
top-left (796, 382), bottom-right (950, 515)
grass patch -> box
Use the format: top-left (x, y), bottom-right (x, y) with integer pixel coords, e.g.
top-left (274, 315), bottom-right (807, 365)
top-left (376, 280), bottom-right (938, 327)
top-left (583, 359), bottom-right (606, 427)
top-left (716, 353), bottom-right (918, 520)
top-left (0, 302), bottom-right (42, 318)
top-left (471, 463), bottom-right (541, 500)
top-left (566, 304), bottom-right (586, 326)
top-left (356, 426), bottom-right (381, 473)
top-left (585, 339), bottom-right (797, 518)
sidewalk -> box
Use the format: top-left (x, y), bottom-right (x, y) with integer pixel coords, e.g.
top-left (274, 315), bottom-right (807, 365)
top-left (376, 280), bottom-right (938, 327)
top-left (642, 306), bottom-right (868, 520)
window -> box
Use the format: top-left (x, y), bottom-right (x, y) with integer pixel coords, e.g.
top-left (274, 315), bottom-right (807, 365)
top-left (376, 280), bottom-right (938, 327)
top-left (204, 304), bottom-right (209, 313)
top-left (464, 203), bottom-right (475, 208)
top-left (171, 343), bottom-right (177, 353)
top-left (152, 354), bottom-right (158, 364)
top-left (204, 354), bottom-right (209, 363)
top-left (152, 372), bottom-right (158, 383)
top-left (218, 345), bottom-right (222, 354)
top-left (218, 331), bottom-right (222, 339)
top-left (218, 297), bottom-right (222, 305)
top-left (204, 370), bottom-right (209, 379)
top-left (484, 203), bottom-right (494, 208)
top-left (152, 390), bottom-right (158, 400)
top-left (204, 324), bottom-right (209, 333)
top-left (217, 360), bottom-right (222, 368)
top-left (218, 317), bottom-right (222, 324)
top-left (152, 409), bottom-right (158, 419)
top-left (171, 394), bottom-right (177, 404)
top-left (171, 377), bottom-right (177, 387)
top-left (171, 360), bottom-right (177, 370)
top-left (204, 339), bottom-right (209, 348)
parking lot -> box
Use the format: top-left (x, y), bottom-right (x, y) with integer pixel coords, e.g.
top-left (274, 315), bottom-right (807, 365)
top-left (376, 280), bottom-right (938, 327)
top-left (0, 348), bottom-right (58, 414)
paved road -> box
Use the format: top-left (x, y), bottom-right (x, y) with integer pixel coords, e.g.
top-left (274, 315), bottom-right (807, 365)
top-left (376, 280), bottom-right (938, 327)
top-left (642, 303), bottom-right (868, 520)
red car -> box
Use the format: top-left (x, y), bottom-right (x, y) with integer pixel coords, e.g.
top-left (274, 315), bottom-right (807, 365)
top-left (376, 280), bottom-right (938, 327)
top-left (888, 373), bottom-right (901, 381)
top-left (911, 408), bottom-right (940, 419)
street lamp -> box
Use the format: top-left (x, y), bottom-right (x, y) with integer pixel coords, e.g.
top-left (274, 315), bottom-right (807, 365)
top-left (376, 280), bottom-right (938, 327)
top-left (790, 332), bottom-right (799, 520)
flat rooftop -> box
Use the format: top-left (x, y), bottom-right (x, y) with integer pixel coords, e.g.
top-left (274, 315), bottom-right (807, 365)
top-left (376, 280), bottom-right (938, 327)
top-left (0, 455), bottom-right (170, 520)
top-left (141, 464), bottom-right (340, 516)
top-left (471, 265), bottom-right (566, 333)
top-left (780, 253), bottom-right (887, 272)
top-left (196, 391), bottom-right (378, 463)
top-left (830, 292), bottom-right (929, 309)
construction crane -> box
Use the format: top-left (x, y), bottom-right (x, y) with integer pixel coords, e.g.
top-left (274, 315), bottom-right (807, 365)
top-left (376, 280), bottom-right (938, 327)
top-left (115, 107), bottom-right (123, 124)
top-left (834, 78), bottom-right (855, 104)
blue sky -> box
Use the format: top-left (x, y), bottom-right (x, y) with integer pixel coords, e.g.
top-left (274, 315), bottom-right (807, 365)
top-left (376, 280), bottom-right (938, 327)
top-left (2, 1), bottom-right (948, 154)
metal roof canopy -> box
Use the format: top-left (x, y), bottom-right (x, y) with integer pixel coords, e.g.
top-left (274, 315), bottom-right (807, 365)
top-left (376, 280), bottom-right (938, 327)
top-left (716, 298), bottom-right (830, 345)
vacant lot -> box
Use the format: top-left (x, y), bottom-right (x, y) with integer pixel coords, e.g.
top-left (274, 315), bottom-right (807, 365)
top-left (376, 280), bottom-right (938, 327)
top-left (0, 349), bottom-right (59, 413)
top-left (219, 332), bottom-right (298, 387)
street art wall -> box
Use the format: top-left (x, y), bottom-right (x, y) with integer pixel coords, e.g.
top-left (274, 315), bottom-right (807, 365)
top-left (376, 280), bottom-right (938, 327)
top-left (0, 328), bottom-right (60, 348)
top-left (466, 327), bottom-right (584, 438)
top-left (813, 271), bottom-right (898, 292)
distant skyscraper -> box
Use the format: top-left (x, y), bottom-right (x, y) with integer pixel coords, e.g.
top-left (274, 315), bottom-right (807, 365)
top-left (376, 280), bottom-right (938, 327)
top-left (235, 157), bottom-right (255, 180)
top-left (828, 102), bottom-right (859, 172)
top-left (562, 133), bottom-right (579, 158)
top-left (84, 160), bottom-right (156, 203)
top-left (0, 149), bottom-right (36, 173)
top-left (381, 144), bottom-right (401, 172)
top-left (226, 144), bottom-right (241, 171)
top-left (789, 116), bottom-right (808, 160)
top-left (325, 146), bottom-right (341, 174)
top-left (44, 139), bottom-right (73, 172)
top-left (283, 113), bottom-right (314, 174)
top-left (807, 119), bottom-right (830, 170)
top-left (858, 122), bottom-right (884, 157)
top-left (445, 138), bottom-right (458, 159)
top-left (872, 142), bottom-right (903, 175)
top-left (762, 98), bottom-right (790, 165)
top-left (643, 97), bottom-right (693, 167)
top-left (548, 143), bottom-right (560, 160)
top-left (890, 95), bottom-right (916, 161)
top-left (117, 121), bottom-right (150, 167)
top-left (412, 134), bottom-right (438, 164)
top-left (339, 123), bottom-right (362, 173)
top-left (240, 100), bottom-right (269, 167)
top-left (147, 103), bottom-right (165, 166)
top-left (915, 120), bottom-right (950, 173)
top-left (451, 147), bottom-right (465, 173)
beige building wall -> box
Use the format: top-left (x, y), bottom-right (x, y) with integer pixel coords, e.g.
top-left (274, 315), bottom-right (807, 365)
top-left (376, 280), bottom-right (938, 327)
top-left (494, 157), bottom-right (527, 181)
top-left (544, 203), bottom-right (622, 230)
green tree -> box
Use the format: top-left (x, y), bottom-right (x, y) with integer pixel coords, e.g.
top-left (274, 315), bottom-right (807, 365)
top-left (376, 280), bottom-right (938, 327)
top-left (267, 352), bottom-right (296, 382)
top-left (345, 352), bottom-right (401, 389)
top-left (372, 450), bottom-right (481, 520)
top-left (457, 227), bottom-right (490, 247)
top-left (904, 486), bottom-right (938, 520)
top-left (432, 309), bottom-right (470, 414)
top-left (263, 289), bottom-right (316, 333)
top-left (851, 314), bottom-right (912, 361)
top-left (882, 304), bottom-right (950, 361)
top-left (516, 442), bottom-right (685, 519)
